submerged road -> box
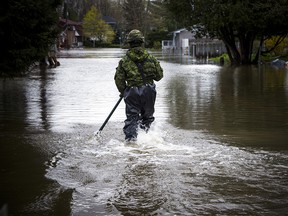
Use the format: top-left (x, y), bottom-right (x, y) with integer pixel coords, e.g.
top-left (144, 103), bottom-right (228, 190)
top-left (1, 48), bottom-right (288, 215)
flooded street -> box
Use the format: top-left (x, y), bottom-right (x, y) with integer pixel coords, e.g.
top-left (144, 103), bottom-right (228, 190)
top-left (1, 48), bottom-right (288, 215)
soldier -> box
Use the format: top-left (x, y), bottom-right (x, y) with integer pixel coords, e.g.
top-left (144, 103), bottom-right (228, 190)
top-left (114, 29), bottom-right (163, 142)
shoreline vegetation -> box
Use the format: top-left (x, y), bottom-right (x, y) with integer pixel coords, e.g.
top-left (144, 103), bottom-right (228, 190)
top-left (209, 53), bottom-right (288, 66)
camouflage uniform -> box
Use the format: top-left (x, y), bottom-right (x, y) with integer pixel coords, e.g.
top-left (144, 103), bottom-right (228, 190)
top-left (114, 30), bottom-right (163, 141)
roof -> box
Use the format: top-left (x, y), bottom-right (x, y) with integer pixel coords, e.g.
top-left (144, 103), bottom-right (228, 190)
top-left (58, 18), bottom-right (82, 28)
top-left (58, 18), bottom-right (83, 36)
top-left (102, 16), bottom-right (116, 24)
top-left (172, 28), bottom-right (189, 34)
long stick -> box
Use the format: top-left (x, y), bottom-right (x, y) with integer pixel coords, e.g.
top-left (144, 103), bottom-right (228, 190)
top-left (95, 96), bottom-right (123, 136)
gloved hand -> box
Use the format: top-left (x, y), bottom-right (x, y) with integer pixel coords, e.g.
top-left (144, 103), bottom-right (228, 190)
top-left (119, 93), bottom-right (123, 98)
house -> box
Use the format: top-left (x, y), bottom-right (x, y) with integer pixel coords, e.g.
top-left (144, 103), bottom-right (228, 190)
top-left (102, 16), bottom-right (117, 29)
top-left (58, 18), bottom-right (83, 49)
top-left (162, 28), bottom-right (226, 58)
top-left (57, 16), bottom-right (118, 48)
top-left (162, 28), bottom-right (194, 54)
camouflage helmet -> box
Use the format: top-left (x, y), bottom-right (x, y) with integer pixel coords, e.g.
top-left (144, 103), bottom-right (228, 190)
top-left (126, 29), bottom-right (144, 44)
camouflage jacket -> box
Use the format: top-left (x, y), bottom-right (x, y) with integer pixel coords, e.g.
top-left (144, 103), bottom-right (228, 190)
top-left (114, 47), bottom-right (163, 94)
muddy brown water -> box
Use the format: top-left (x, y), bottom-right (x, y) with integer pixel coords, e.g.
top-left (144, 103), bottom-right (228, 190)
top-left (1, 48), bottom-right (287, 215)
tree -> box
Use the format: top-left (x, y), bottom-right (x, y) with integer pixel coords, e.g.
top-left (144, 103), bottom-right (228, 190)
top-left (122, 0), bottom-right (146, 33)
top-left (83, 5), bottom-right (115, 46)
top-left (61, 0), bottom-right (116, 22)
top-left (0, 0), bottom-right (62, 76)
top-left (165, 0), bottom-right (288, 65)
top-left (264, 36), bottom-right (288, 57)
top-left (59, 0), bottom-right (170, 47)
top-left (122, 0), bottom-right (170, 46)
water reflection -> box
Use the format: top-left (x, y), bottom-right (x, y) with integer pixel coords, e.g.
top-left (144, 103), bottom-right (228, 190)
top-left (1, 49), bottom-right (288, 215)
top-left (0, 78), bottom-right (28, 132)
top-left (39, 65), bottom-right (50, 130)
top-left (166, 64), bottom-right (219, 129)
top-left (217, 66), bottom-right (288, 130)
top-left (58, 48), bottom-right (125, 59)
top-left (165, 64), bottom-right (288, 149)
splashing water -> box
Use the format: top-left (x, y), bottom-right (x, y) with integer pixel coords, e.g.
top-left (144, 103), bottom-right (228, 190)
top-left (2, 49), bottom-right (288, 216)
top-left (45, 121), bottom-right (288, 215)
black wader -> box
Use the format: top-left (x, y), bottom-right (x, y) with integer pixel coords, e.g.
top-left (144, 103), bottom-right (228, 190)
top-left (123, 83), bottom-right (156, 140)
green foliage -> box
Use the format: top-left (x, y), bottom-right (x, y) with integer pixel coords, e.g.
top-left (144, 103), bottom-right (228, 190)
top-left (265, 36), bottom-right (288, 56)
top-left (165, 0), bottom-right (288, 65)
top-left (0, 0), bottom-right (62, 77)
top-left (83, 6), bottom-right (115, 46)
top-left (152, 41), bottom-right (161, 50)
top-left (62, 0), bottom-right (170, 47)
top-left (209, 53), bottom-right (230, 65)
top-left (146, 30), bottom-right (170, 48)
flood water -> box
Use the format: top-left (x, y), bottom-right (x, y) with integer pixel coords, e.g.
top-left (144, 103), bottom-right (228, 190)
top-left (1, 48), bottom-right (288, 215)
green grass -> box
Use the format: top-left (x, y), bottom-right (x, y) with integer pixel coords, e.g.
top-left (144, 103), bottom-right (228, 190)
top-left (209, 53), bottom-right (230, 65)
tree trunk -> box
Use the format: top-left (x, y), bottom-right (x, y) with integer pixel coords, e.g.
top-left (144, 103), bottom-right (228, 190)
top-left (239, 32), bottom-right (255, 65)
top-left (219, 26), bottom-right (257, 65)
top-left (252, 35), bottom-right (264, 64)
top-left (219, 26), bottom-right (241, 65)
